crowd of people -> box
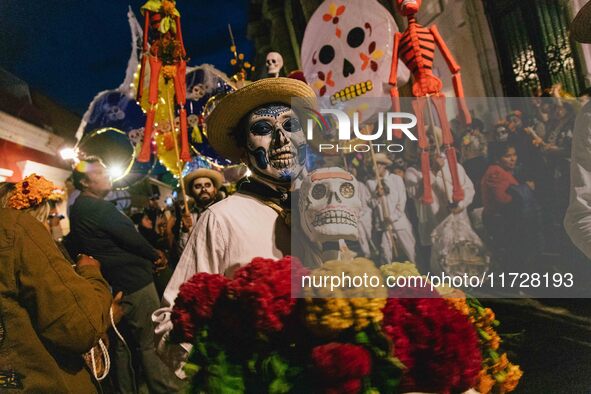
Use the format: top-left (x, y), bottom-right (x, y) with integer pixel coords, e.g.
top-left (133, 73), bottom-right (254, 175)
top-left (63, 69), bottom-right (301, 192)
top-left (0, 74), bottom-right (589, 392)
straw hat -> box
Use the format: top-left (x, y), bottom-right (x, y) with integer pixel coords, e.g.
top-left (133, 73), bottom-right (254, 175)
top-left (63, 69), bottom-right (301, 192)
top-left (183, 168), bottom-right (223, 191)
top-left (374, 153), bottom-right (393, 165)
top-left (571, 1), bottom-right (591, 43)
top-left (206, 77), bottom-right (316, 162)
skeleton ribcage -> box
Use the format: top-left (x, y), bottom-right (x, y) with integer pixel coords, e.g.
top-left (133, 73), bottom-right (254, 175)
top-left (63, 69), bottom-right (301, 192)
top-left (399, 24), bottom-right (435, 74)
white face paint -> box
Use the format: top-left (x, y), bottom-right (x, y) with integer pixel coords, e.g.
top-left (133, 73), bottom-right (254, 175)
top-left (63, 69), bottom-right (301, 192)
top-left (265, 52), bottom-right (284, 76)
top-left (299, 167), bottom-right (361, 243)
top-left (244, 104), bottom-right (307, 186)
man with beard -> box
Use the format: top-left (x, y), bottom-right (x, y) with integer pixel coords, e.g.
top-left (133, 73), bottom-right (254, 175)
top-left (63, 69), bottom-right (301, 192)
top-left (178, 168), bottom-right (223, 251)
top-left (152, 78), bottom-right (315, 376)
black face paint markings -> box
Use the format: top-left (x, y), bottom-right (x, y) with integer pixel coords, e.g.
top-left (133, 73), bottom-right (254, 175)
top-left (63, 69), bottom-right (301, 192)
top-left (251, 104), bottom-right (291, 119)
top-left (250, 120), bottom-right (274, 136)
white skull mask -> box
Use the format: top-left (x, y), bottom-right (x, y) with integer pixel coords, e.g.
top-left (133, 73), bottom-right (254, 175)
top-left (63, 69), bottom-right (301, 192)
top-left (299, 167), bottom-right (361, 243)
top-left (244, 104), bottom-right (307, 187)
top-left (301, 0), bottom-right (410, 119)
top-left (128, 128), bottom-right (144, 146)
top-left (266, 52), bottom-right (284, 76)
top-left (189, 83), bottom-right (206, 100)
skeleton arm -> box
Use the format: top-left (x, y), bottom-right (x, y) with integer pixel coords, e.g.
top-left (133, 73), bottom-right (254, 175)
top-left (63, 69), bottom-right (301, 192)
top-left (389, 32), bottom-right (403, 113)
top-left (430, 25), bottom-right (472, 125)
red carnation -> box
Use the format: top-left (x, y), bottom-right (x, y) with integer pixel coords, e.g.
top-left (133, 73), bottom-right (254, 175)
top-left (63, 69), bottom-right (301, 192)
top-left (170, 272), bottom-right (229, 342)
top-left (225, 256), bottom-right (308, 334)
top-left (311, 343), bottom-right (371, 394)
top-left (382, 295), bottom-right (482, 393)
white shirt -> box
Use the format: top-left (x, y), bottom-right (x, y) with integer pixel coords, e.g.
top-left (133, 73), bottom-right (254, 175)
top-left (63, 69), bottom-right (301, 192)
top-left (565, 102), bottom-right (591, 259)
top-left (367, 171), bottom-right (409, 231)
top-left (404, 159), bottom-right (474, 246)
top-left (152, 192), bottom-right (287, 377)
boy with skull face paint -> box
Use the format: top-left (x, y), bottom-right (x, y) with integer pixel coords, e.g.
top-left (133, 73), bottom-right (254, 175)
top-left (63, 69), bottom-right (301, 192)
top-left (152, 78), bottom-right (315, 377)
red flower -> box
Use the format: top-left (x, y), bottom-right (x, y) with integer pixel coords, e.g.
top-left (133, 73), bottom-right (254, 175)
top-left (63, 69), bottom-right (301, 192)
top-left (170, 272), bottom-right (229, 342)
top-left (382, 293), bottom-right (482, 393)
top-left (225, 256), bottom-right (308, 334)
top-left (311, 343), bottom-right (371, 394)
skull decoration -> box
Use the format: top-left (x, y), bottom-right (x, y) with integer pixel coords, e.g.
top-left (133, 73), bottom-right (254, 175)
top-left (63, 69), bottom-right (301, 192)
top-left (244, 103), bottom-right (307, 187)
top-left (299, 167), bottom-right (361, 243)
top-left (301, 0), bottom-right (409, 120)
top-left (266, 52), bottom-right (284, 77)
top-left (128, 127), bottom-right (144, 146)
top-left (188, 83), bottom-right (206, 100)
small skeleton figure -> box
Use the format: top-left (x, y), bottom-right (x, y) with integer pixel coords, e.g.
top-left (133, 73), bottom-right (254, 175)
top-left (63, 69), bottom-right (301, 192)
top-left (265, 52), bottom-right (284, 78)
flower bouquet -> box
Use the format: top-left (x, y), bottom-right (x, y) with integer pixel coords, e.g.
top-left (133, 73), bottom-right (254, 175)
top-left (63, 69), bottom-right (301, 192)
top-left (170, 257), bottom-right (517, 393)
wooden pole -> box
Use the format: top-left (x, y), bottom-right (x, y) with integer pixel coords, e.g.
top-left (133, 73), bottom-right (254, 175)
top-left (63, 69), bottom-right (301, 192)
top-left (366, 124), bottom-right (398, 259)
top-left (426, 95), bottom-right (452, 204)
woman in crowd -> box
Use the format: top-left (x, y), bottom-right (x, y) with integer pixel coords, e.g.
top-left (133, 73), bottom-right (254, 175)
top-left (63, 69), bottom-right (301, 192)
top-left (481, 143), bottom-right (542, 273)
top-left (0, 175), bottom-right (113, 392)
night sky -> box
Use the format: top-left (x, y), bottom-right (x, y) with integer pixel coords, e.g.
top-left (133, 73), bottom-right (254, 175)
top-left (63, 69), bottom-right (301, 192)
top-left (0, 0), bottom-right (254, 115)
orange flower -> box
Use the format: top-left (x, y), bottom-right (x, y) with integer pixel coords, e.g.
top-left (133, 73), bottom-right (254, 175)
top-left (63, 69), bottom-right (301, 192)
top-left (8, 174), bottom-right (59, 210)
top-left (161, 0), bottom-right (176, 15)
top-left (502, 363), bottom-right (523, 392)
top-left (476, 368), bottom-right (495, 394)
top-left (162, 65), bottom-right (177, 80)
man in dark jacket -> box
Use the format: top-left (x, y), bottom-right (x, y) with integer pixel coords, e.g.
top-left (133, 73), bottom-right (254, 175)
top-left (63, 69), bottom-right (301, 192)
top-left (69, 157), bottom-right (178, 393)
top-left (0, 208), bottom-right (112, 393)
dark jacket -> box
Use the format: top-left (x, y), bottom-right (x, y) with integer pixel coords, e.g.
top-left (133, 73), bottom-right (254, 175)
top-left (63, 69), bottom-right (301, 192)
top-left (69, 195), bottom-right (159, 294)
top-left (0, 208), bottom-right (112, 393)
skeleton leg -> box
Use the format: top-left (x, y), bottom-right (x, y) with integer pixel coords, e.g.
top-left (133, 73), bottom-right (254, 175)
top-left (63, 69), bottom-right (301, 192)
top-left (431, 94), bottom-right (464, 203)
top-left (412, 97), bottom-right (433, 204)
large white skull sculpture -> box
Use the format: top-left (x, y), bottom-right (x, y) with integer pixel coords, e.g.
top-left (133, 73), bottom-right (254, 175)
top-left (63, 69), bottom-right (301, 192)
top-left (266, 52), bottom-right (284, 77)
top-left (299, 167), bottom-right (361, 243)
top-left (301, 0), bottom-right (410, 120)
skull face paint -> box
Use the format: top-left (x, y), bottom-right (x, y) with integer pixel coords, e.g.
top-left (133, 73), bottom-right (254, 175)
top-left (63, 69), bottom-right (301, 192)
top-left (244, 104), bottom-right (306, 186)
top-left (299, 167), bottom-right (361, 243)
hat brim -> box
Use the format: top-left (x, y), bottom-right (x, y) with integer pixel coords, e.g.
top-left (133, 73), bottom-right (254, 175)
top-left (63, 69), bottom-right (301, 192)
top-left (184, 169), bottom-right (224, 191)
top-left (572, 1), bottom-right (591, 43)
top-left (206, 78), bottom-right (317, 163)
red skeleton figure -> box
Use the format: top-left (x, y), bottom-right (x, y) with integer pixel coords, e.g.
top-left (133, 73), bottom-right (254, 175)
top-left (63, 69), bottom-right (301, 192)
top-left (389, 0), bottom-right (471, 204)
top-left (137, 0), bottom-right (191, 163)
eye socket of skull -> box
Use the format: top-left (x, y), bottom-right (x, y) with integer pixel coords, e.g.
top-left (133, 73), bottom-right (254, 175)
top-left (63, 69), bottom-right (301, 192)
top-left (347, 27), bottom-right (365, 48)
top-left (339, 182), bottom-right (355, 199)
top-left (318, 45), bottom-right (335, 65)
top-left (311, 183), bottom-right (327, 200)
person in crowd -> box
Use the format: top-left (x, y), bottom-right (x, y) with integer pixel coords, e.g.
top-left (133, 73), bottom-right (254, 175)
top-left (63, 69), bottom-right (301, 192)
top-left (153, 77), bottom-right (316, 377)
top-left (543, 102), bottom-right (575, 219)
top-left (460, 118), bottom-right (488, 208)
top-left (367, 153), bottom-right (416, 263)
top-left (68, 157), bottom-right (179, 393)
top-left (404, 126), bottom-right (475, 270)
top-left (0, 175), bottom-right (112, 393)
top-left (481, 143), bottom-right (542, 273)
top-left (131, 209), bottom-right (175, 298)
top-left (566, 0), bottom-right (591, 258)
top-left (178, 168), bottom-right (223, 251)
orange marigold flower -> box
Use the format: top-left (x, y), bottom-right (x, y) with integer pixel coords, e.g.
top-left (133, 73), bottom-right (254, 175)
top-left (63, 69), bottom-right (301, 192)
top-left (162, 65), bottom-right (177, 80)
top-left (8, 174), bottom-right (59, 210)
top-left (502, 363), bottom-right (523, 392)
top-left (476, 368), bottom-right (495, 394)
top-left (161, 0), bottom-right (176, 15)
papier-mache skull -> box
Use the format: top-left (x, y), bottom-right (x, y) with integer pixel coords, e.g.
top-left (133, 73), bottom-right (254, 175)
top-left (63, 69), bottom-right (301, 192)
top-left (301, 0), bottom-right (409, 120)
top-left (266, 52), bottom-right (284, 77)
top-left (299, 167), bottom-right (361, 243)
